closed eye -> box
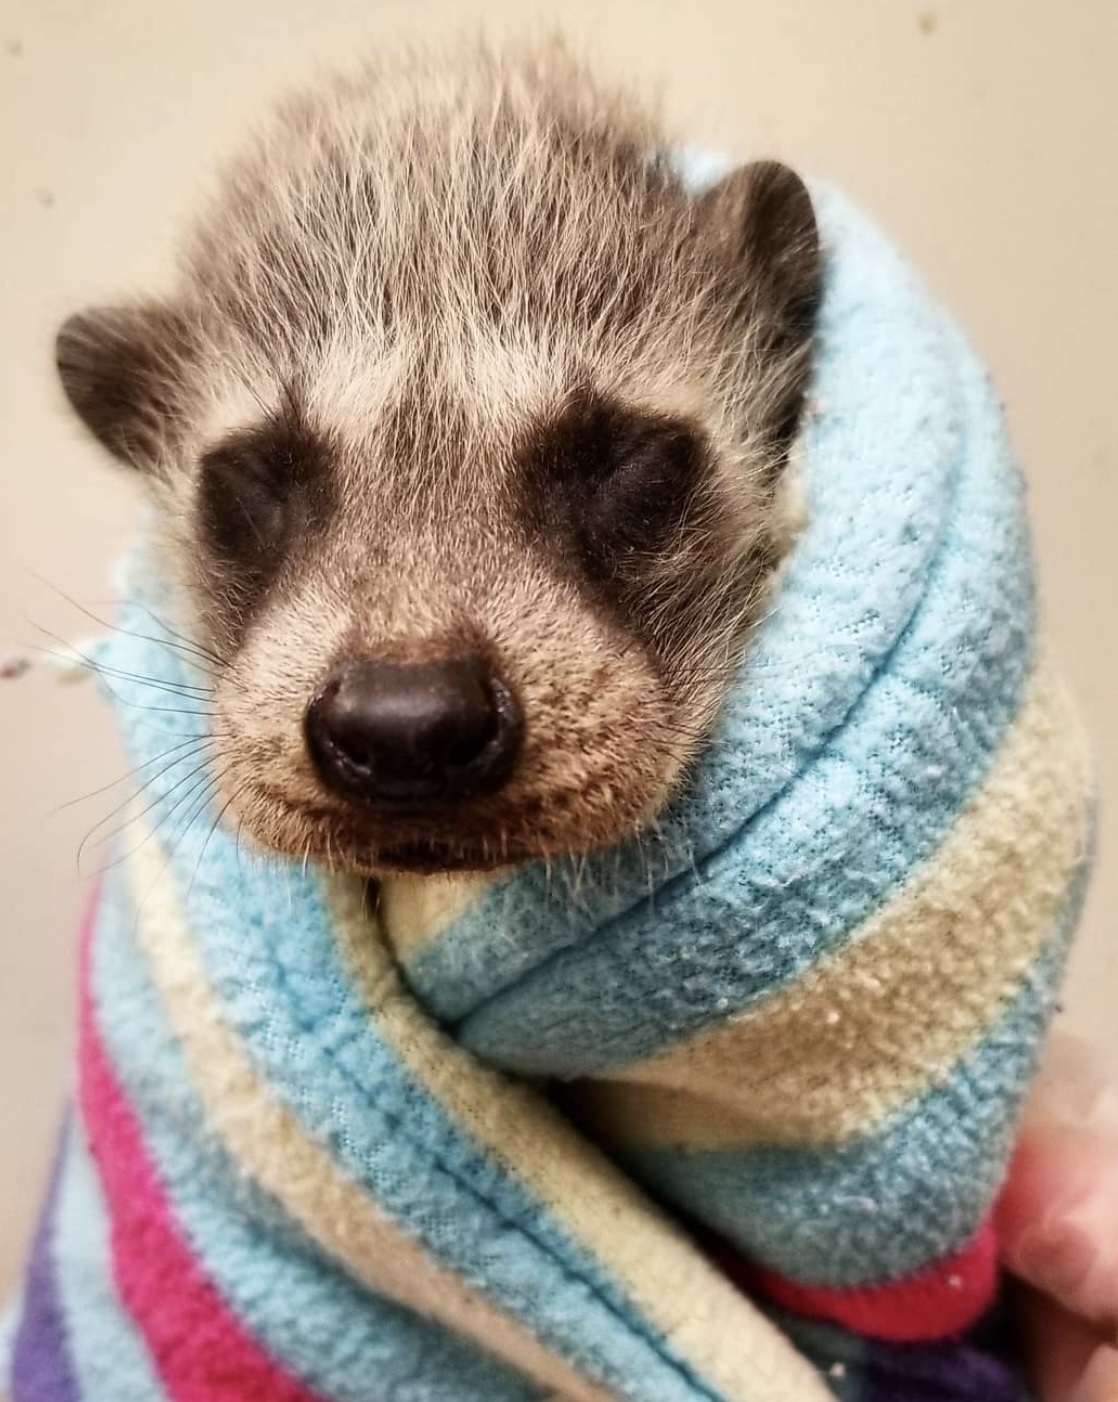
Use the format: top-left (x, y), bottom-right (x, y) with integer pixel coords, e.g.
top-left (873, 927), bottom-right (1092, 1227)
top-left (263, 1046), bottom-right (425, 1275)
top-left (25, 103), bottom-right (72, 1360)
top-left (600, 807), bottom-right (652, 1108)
top-left (197, 412), bottom-right (331, 570)
top-left (520, 387), bottom-right (706, 569)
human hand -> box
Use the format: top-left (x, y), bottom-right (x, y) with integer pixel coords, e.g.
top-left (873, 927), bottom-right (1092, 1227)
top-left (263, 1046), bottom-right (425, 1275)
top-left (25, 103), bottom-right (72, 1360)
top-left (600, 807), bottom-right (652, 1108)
top-left (997, 1030), bottom-right (1118, 1402)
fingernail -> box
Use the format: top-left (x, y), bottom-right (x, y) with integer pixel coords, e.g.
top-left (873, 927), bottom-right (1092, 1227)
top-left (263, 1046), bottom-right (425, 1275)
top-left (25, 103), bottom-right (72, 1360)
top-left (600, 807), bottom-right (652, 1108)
top-left (1013, 1198), bottom-right (1118, 1329)
top-left (1068, 1346), bottom-right (1118, 1402)
top-left (1061, 1198), bottom-right (1118, 1328)
top-left (1013, 1214), bottom-right (1097, 1299)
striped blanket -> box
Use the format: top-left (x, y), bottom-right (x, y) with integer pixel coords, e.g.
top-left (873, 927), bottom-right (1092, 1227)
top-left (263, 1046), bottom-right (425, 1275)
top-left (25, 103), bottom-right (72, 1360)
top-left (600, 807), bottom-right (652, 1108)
top-left (5, 180), bottom-right (1094, 1402)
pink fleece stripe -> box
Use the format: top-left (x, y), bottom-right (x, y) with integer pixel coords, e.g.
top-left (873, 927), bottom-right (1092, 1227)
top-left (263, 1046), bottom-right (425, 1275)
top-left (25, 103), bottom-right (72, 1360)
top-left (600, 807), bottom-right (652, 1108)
top-left (726, 1221), bottom-right (999, 1342)
top-left (76, 886), bottom-right (330, 1402)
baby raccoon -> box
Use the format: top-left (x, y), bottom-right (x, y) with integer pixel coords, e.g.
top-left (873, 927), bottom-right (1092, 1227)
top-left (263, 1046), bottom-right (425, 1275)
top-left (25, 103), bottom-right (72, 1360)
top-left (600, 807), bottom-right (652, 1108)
top-left (56, 39), bottom-right (820, 876)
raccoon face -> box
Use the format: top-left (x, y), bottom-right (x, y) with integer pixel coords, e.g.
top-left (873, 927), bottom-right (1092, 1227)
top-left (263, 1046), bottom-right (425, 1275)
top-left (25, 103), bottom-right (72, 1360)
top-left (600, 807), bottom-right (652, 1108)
top-left (55, 47), bottom-right (819, 875)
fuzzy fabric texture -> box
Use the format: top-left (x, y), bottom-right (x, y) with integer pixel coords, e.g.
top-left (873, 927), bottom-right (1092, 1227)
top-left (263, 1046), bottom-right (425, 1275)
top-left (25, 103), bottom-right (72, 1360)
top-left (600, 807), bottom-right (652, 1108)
top-left (4, 169), bottom-right (1094, 1402)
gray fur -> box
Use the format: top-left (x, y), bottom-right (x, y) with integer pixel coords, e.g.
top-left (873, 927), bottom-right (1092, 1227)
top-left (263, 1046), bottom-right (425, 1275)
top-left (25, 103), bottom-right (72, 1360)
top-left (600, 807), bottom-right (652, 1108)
top-left (57, 38), bottom-right (820, 874)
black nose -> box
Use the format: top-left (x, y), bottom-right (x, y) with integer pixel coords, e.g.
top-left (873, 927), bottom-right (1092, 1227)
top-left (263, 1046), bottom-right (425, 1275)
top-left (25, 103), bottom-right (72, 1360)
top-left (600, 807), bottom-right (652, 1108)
top-left (304, 658), bottom-right (522, 807)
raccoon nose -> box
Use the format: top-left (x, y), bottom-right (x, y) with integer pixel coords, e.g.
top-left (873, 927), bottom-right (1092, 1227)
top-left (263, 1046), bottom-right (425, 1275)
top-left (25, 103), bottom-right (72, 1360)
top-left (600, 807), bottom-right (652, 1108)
top-left (304, 658), bottom-right (522, 807)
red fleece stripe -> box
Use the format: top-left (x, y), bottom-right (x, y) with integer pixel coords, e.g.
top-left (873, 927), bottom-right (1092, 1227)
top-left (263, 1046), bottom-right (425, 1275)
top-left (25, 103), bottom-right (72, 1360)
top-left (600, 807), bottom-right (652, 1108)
top-left (76, 885), bottom-right (330, 1402)
top-left (728, 1222), bottom-right (998, 1343)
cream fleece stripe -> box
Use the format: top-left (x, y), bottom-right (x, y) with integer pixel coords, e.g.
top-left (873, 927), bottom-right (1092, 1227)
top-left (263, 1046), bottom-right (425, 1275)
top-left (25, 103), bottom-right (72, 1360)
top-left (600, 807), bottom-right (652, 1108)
top-left (574, 655), bottom-right (1092, 1152)
top-left (329, 877), bottom-right (831, 1402)
top-left (119, 828), bottom-right (615, 1402)
top-left (378, 870), bottom-right (495, 959)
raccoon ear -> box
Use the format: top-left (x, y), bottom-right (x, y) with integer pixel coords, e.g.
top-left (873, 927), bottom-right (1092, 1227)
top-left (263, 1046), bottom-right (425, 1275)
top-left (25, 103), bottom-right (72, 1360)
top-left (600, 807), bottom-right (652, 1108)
top-left (697, 160), bottom-right (820, 344)
top-left (55, 302), bottom-right (198, 471)
top-left (696, 161), bottom-right (821, 452)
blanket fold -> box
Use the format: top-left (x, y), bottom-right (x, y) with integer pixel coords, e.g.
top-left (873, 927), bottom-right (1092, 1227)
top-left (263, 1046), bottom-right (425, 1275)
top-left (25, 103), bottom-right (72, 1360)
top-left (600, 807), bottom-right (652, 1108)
top-left (5, 167), bottom-right (1093, 1402)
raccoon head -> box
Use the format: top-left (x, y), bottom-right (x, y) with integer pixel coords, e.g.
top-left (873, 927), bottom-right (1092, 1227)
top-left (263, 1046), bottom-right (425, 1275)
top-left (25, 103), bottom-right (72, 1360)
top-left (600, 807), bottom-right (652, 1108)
top-left (56, 44), bottom-right (820, 875)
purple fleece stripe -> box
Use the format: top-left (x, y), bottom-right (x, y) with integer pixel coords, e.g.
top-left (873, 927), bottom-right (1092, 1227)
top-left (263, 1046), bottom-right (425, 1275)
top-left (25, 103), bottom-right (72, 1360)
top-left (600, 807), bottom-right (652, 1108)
top-left (10, 1132), bottom-right (81, 1402)
top-left (860, 1332), bottom-right (1028, 1402)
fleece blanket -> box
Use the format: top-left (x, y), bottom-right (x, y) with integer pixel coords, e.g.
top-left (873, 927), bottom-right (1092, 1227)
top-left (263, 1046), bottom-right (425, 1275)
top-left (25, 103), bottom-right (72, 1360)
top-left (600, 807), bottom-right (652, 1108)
top-left (4, 172), bottom-right (1095, 1402)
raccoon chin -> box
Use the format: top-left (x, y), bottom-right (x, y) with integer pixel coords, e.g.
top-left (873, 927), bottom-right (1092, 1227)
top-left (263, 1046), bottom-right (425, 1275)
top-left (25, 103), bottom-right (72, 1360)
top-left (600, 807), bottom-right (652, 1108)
top-left (370, 839), bottom-right (521, 876)
top-left (230, 787), bottom-right (530, 877)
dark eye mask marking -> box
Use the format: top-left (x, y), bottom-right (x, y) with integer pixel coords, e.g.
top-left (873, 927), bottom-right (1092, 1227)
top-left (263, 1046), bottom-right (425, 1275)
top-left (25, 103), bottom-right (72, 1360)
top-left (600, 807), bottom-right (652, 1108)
top-left (196, 407), bottom-right (335, 644)
top-left (516, 388), bottom-right (716, 639)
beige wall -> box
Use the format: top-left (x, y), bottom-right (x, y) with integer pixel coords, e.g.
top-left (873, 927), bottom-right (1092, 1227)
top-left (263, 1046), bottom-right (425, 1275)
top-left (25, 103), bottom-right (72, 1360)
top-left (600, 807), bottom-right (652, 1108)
top-left (0, 0), bottom-right (1114, 1302)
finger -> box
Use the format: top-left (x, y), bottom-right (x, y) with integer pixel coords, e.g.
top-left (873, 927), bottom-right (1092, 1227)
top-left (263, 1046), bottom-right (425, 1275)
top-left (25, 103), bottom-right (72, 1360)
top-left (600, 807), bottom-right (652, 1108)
top-left (998, 1128), bottom-right (1118, 1328)
top-left (997, 1030), bottom-right (1118, 1329)
top-left (1068, 1346), bottom-right (1118, 1402)
top-left (1014, 1283), bottom-right (1112, 1402)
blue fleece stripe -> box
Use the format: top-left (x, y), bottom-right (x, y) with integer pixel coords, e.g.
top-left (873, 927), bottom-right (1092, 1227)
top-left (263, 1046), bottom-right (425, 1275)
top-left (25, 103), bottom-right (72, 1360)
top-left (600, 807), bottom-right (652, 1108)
top-left (89, 872), bottom-right (545, 1402)
top-left (402, 183), bottom-right (968, 1027)
top-left (454, 328), bottom-right (1035, 1075)
top-left (625, 923), bottom-right (1079, 1287)
top-left (51, 1122), bottom-right (165, 1402)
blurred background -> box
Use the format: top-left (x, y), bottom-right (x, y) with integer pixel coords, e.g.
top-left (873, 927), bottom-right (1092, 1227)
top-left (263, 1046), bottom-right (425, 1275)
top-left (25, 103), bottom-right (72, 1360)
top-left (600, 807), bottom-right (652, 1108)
top-left (0, 0), bottom-right (1114, 1304)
